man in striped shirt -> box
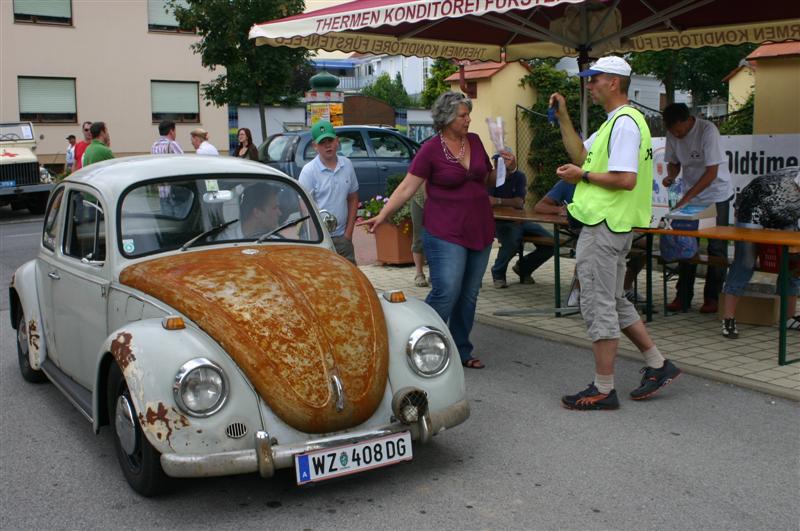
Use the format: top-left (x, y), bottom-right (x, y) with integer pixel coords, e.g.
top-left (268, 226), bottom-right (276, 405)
top-left (151, 120), bottom-right (183, 154)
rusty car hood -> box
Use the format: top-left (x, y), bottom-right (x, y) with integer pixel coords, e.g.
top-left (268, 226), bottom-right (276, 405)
top-left (119, 245), bottom-right (388, 433)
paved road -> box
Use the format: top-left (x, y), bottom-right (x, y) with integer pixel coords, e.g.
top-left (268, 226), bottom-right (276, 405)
top-left (1, 213), bottom-right (798, 530)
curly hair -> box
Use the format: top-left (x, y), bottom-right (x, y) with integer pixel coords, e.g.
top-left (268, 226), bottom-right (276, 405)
top-left (431, 92), bottom-right (472, 132)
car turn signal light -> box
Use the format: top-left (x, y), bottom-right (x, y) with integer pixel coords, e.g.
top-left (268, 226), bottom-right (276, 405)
top-left (162, 316), bottom-right (186, 330)
top-left (382, 290), bottom-right (406, 303)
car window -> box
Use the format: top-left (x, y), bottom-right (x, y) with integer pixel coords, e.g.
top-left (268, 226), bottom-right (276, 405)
top-left (119, 175), bottom-right (322, 257)
top-left (42, 187), bottom-right (65, 251)
top-left (303, 131), bottom-right (369, 160)
top-left (368, 131), bottom-right (411, 159)
top-left (264, 135), bottom-right (293, 162)
top-left (63, 190), bottom-right (106, 263)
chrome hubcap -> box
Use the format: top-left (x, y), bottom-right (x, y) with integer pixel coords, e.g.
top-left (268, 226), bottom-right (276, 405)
top-left (115, 395), bottom-right (137, 455)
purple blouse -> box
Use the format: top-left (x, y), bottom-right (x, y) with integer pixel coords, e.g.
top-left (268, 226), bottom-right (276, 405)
top-left (408, 133), bottom-right (494, 250)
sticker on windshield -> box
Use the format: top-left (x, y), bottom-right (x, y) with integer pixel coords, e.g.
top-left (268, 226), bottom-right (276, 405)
top-left (20, 124), bottom-right (33, 140)
top-left (205, 180), bottom-right (219, 192)
top-left (122, 239), bottom-right (135, 254)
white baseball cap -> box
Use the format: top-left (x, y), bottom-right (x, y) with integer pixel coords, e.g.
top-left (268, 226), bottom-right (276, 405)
top-left (578, 56), bottom-right (632, 77)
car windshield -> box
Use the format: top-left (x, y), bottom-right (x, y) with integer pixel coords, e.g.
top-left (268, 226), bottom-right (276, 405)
top-left (119, 174), bottom-right (322, 257)
top-left (0, 122), bottom-right (34, 142)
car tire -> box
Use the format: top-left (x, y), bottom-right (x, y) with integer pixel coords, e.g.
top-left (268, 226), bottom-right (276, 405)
top-left (16, 311), bottom-right (47, 383)
top-left (26, 194), bottom-right (48, 215)
top-left (107, 362), bottom-right (169, 497)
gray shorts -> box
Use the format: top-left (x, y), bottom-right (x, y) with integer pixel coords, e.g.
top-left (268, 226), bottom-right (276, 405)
top-left (332, 235), bottom-right (356, 264)
top-left (576, 223), bottom-right (641, 342)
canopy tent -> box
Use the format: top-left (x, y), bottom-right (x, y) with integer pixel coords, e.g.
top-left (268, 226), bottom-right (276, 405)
top-left (250, 0), bottom-right (799, 62)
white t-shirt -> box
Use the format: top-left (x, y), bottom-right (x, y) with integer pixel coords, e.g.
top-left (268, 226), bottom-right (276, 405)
top-left (584, 106), bottom-right (641, 173)
top-left (665, 117), bottom-right (732, 203)
top-left (196, 141), bottom-right (219, 156)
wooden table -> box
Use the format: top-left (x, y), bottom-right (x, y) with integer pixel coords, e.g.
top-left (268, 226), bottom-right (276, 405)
top-left (493, 206), bottom-right (578, 316)
top-left (640, 226), bottom-right (800, 365)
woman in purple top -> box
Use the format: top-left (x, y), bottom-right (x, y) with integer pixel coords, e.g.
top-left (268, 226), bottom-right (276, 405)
top-left (359, 92), bottom-right (516, 369)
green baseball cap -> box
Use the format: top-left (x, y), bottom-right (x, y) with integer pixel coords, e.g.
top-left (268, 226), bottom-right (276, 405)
top-left (311, 120), bottom-right (336, 143)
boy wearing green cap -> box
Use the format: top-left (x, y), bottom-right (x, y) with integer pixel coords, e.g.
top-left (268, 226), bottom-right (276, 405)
top-left (298, 120), bottom-right (359, 263)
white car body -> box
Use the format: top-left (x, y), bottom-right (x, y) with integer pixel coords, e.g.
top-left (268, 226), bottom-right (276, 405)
top-left (9, 155), bottom-right (468, 495)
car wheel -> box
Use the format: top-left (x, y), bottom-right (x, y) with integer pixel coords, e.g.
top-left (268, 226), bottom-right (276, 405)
top-left (107, 362), bottom-right (168, 496)
top-left (26, 194), bottom-right (48, 215)
top-left (16, 312), bottom-right (47, 383)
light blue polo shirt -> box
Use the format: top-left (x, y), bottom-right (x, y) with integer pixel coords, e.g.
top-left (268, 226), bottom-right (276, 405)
top-left (298, 155), bottom-right (359, 237)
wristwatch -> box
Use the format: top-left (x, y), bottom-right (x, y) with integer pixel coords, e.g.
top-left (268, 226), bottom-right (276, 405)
top-left (581, 171), bottom-right (590, 184)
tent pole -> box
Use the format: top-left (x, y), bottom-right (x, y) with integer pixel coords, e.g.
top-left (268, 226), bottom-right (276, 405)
top-left (578, 46), bottom-right (591, 138)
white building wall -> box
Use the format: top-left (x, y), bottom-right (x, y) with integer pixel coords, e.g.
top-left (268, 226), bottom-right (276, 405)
top-left (237, 106), bottom-right (306, 147)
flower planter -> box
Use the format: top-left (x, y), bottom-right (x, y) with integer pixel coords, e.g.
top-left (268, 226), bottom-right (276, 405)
top-left (374, 219), bottom-right (413, 265)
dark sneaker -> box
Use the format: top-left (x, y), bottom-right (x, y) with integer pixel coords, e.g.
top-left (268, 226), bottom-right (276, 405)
top-left (492, 277), bottom-right (508, 289)
top-left (629, 360), bottom-right (682, 400)
top-left (512, 263), bottom-right (535, 284)
top-left (722, 318), bottom-right (739, 339)
top-left (562, 383), bottom-right (619, 410)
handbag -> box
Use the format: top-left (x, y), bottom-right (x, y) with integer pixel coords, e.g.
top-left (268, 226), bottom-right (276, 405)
top-left (660, 233), bottom-right (698, 262)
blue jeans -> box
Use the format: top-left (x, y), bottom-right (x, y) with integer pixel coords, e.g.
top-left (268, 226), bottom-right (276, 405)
top-left (492, 221), bottom-right (554, 279)
top-left (723, 222), bottom-right (800, 296)
top-left (422, 229), bottom-right (491, 363)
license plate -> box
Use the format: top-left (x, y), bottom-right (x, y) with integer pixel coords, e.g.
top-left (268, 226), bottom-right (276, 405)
top-left (0, 180), bottom-right (16, 189)
top-left (295, 431), bottom-right (412, 485)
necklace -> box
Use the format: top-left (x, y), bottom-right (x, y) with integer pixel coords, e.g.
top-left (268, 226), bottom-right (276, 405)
top-left (439, 133), bottom-right (465, 163)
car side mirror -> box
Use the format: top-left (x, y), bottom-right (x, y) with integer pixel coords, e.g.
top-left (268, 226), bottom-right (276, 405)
top-left (319, 209), bottom-right (337, 234)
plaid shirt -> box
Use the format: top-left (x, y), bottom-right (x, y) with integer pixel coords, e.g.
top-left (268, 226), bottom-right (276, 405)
top-left (151, 136), bottom-right (183, 154)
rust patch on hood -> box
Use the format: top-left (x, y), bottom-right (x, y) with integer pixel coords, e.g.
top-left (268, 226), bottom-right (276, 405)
top-left (110, 332), bottom-right (136, 370)
top-left (27, 319), bottom-right (40, 350)
top-left (120, 246), bottom-right (388, 434)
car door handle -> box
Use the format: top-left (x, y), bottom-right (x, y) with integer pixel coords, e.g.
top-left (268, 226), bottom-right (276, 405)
top-left (379, 165), bottom-right (389, 171)
top-left (48, 271), bottom-right (61, 280)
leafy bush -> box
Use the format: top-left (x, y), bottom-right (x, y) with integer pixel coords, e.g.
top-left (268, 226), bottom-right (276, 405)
top-left (358, 173), bottom-right (411, 227)
top-left (719, 93), bottom-right (754, 135)
top-left (521, 62), bottom-right (606, 200)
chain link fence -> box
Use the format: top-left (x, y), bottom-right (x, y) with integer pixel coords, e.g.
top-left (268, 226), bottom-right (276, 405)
top-left (515, 105), bottom-right (536, 189)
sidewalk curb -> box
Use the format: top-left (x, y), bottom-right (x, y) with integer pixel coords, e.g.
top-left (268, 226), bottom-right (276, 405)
top-left (476, 313), bottom-right (800, 402)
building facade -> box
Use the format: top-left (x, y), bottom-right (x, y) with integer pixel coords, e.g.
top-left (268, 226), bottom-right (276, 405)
top-left (1, 0), bottom-right (228, 167)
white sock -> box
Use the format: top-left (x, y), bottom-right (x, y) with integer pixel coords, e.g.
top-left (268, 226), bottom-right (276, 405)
top-left (594, 373), bottom-right (614, 394)
top-left (643, 345), bottom-right (665, 368)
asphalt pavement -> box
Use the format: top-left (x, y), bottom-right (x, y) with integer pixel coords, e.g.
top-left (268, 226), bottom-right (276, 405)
top-left (1, 209), bottom-right (798, 530)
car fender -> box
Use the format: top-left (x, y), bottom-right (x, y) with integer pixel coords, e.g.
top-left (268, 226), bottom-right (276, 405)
top-left (379, 295), bottom-right (466, 413)
top-left (96, 320), bottom-right (263, 455)
top-left (9, 260), bottom-right (47, 370)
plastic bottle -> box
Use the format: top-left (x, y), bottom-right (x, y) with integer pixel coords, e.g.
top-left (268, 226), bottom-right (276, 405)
top-left (668, 179), bottom-right (682, 210)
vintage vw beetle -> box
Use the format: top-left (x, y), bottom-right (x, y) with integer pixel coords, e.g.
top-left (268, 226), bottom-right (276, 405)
top-left (9, 155), bottom-right (468, 496)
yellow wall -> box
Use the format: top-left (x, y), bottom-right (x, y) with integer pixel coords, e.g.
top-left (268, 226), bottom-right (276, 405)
top-left (753, 57), bottom-right (800, 134)
top-left (726, 67), bottom-right (755, 113)
top-left (449, 64), bottom-right (536, 161)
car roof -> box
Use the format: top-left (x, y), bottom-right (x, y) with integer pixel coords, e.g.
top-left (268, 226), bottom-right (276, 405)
top-left (64, 155), bottom-right (289, 198)
top-left (269, 125), bottom-right (405, 138)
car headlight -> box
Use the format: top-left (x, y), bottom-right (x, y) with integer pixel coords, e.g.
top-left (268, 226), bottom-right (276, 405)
top-left (173, 358), bottom-right (228, 417)
top-left (39, 166), bottom-right (53, 184)
top-left (406, 327), bottom-right (450, 377)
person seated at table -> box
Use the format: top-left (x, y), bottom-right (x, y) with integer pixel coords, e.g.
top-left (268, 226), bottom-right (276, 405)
top-left (720, 167), bottom-right (800, 338)
top-left (534, 180), bottom-right (648, 303)
top-left (489, 165), bottom-right (553, 288)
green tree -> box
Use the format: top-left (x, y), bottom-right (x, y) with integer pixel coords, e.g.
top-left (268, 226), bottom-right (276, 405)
top-left (420, 58), bottom-right (458, 108)
top-left (521, 62), bottom-right (606, 200)
top-left (360, 72), bottom-right (412, 108)
top-left (719, 93), bottom-right (754, 135)
top-left (170, 0), bottom-right (311, 140)
top-left (628, 45), bottom-right (756, 106)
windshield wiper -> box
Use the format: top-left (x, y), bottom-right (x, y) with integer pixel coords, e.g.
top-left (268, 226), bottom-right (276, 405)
top-left (180, 218), bottom-right (239, 251)
top-left (255, 215), bottom-right (311, 243)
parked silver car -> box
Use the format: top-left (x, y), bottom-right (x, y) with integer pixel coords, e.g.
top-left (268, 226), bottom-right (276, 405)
top-left (259, 126), bottom-right (420, 201)
top-left (10, 155), bottom-right (468, 496)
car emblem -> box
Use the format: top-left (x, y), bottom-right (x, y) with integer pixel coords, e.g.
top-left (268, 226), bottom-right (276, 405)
top-left (1, 151), bottom-right (18, 158)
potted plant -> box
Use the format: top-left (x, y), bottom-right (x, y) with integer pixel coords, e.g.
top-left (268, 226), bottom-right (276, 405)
top-left (360, 175), bottom-right (413, 265)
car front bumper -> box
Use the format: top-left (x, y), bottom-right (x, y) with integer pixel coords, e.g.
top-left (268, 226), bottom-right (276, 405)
top-left (160, 399), bottom-right (469, 478)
